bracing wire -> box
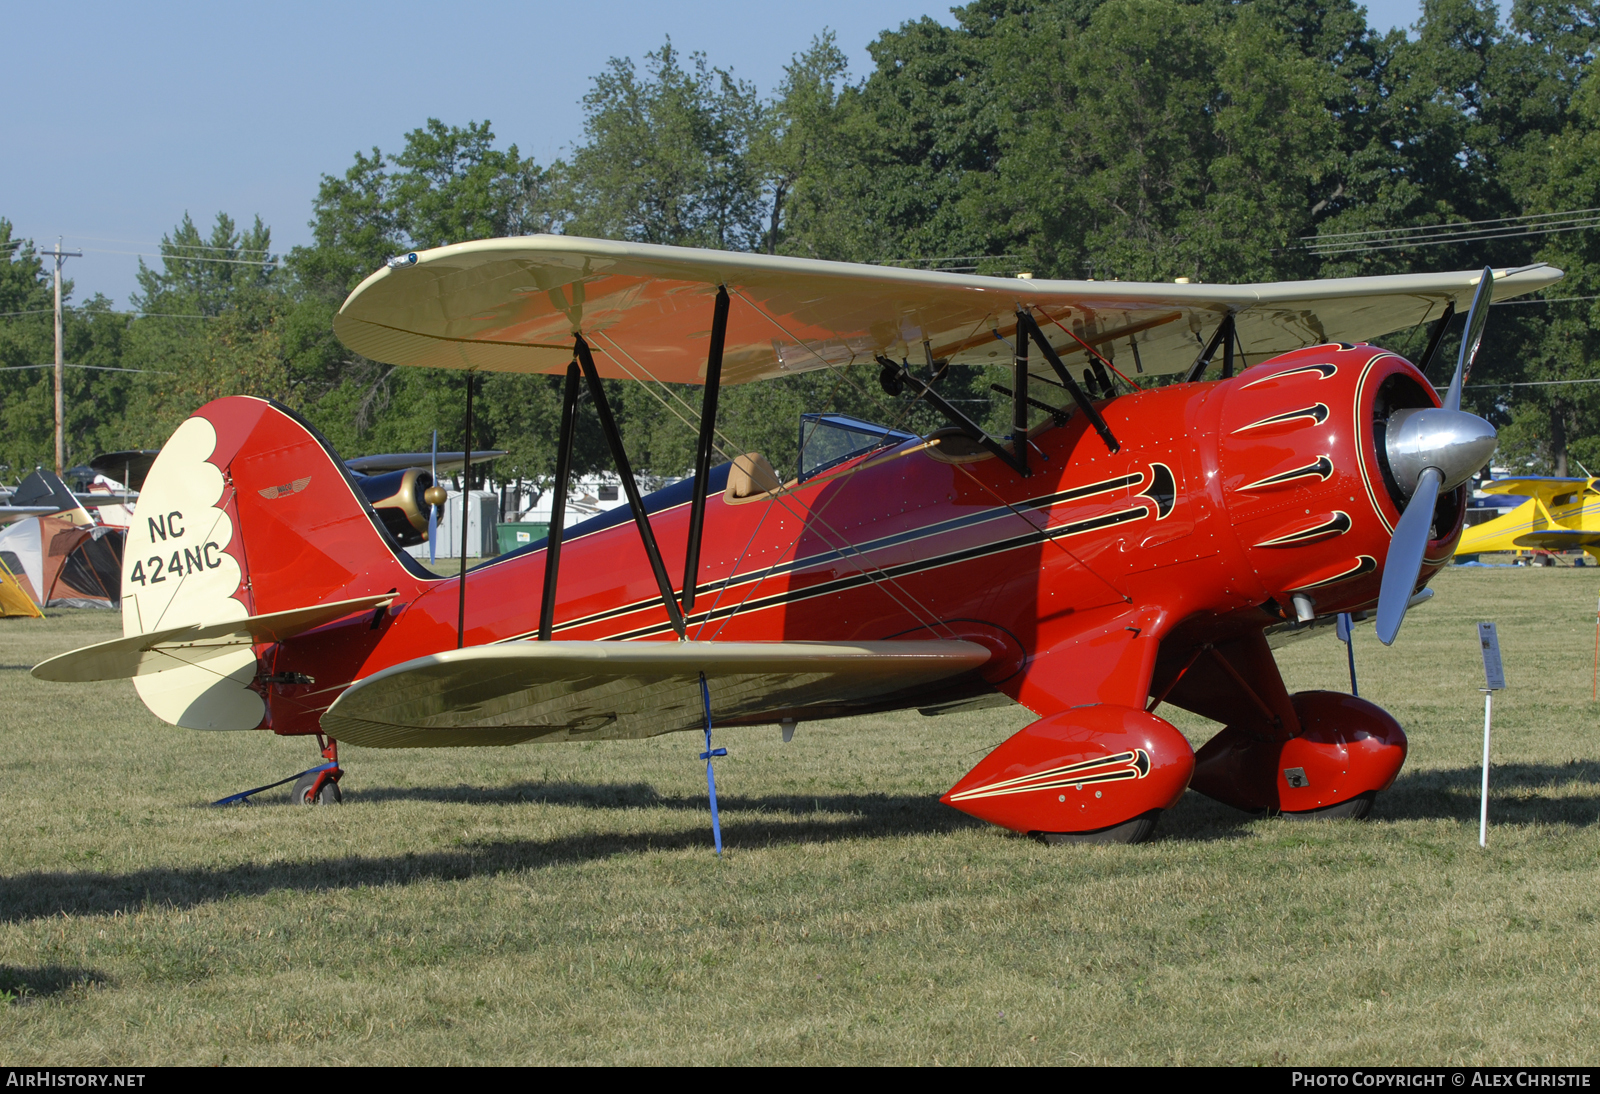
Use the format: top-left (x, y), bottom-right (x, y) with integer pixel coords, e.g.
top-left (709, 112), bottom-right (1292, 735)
top-left (591, 329), bottom-right (959, 639)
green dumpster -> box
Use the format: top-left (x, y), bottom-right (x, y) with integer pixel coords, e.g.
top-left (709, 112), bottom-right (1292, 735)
top-left (497, 522), bottom-right (549, 555)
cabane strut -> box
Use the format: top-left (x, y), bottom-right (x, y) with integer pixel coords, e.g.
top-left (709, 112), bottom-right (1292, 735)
top-left (1182, 313), bottom-right (1243, 383)
top-left (1013, 309), bottom-right (1121, 454)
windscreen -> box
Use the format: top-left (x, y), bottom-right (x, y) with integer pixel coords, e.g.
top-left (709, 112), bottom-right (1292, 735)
top-left (798, 414), bottom-right (916, 481)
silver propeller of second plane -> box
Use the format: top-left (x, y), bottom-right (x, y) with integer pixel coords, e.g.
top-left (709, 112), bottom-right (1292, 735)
top-left (1374, 268), bottom-right (1501, 645)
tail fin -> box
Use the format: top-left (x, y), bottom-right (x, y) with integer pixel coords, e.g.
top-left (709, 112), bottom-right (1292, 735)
top-left (123, 396), bottom-right (423, 729)
top-left (12, 468), bottom-right (93, 525)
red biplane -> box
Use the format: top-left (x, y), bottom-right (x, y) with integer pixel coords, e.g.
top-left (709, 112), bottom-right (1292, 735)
top-left (33, 239), bottom-right (1557, 841)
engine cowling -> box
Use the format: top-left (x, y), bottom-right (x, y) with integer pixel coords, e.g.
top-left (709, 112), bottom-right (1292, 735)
top-left (355, 468), bottom-right (433, 546)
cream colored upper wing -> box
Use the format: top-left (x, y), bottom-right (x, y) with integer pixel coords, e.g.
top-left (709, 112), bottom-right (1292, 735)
top-left (333, 235), bottom-right (1563, 385)
top-left (320, 639), bottom-right (992, 748)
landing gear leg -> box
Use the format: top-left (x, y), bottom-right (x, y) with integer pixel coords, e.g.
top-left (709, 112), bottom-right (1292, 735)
top-left (292, 736), bottom-right (342, 805)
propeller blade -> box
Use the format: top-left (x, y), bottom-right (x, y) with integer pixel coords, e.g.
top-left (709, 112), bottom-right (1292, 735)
top-left (1444, 267), bottom-right (1494, 413)
top-left (1375, 466), bottom-right (1442, 646)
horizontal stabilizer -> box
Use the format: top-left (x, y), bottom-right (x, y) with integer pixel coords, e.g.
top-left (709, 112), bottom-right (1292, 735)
top-left (322, 639), bottom-right (992, 748)
top-left (31, 593), bottom-right (393, 682)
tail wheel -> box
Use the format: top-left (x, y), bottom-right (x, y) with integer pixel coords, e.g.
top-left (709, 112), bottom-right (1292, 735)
top-left (292, 770), bottom-right (342, 805)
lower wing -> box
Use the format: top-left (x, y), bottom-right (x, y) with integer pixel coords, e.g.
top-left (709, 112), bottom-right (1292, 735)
top-left (1512, 530), bottom-right (1600, 549)
top-left (321, 640), bottom-right (992, 748)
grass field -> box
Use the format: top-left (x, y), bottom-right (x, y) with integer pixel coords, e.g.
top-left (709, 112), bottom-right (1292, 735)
top-left (2, 566), bottom-right (1598, 1065)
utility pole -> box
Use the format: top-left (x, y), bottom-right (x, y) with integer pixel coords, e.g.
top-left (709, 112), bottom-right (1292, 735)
top-left (41, 238), bottom-right (82, 478)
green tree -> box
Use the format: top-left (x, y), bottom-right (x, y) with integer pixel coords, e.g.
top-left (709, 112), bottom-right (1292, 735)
top-left (756, 32), bottom-right (855, 258)
top-left (283, 120), bottom-right (555, 461)
top-left (0, 222), bottom-right (133, 476)
top-left (1492, 57), bottom-right (1600, 474)
top-left (115, 213), bottom-right (293, 447)
top-left (564, 40), bottom-right (767, 249)
top-left (131, 211), bottom-right (275, 317)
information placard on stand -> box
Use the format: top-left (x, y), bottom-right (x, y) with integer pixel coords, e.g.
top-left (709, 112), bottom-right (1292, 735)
top-left (1477, 622), bottom-right (1505, 848)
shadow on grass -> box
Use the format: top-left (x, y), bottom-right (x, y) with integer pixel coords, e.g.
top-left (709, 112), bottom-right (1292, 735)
top-left (351, 780), bottom-right (686, 808)
top-left (8, 765), bottom-right (1593, 924)
top-left (1379, 761), bottom-right (1600, 826)
top-left (1157, 792), bottom-right (1261, 842)
top-left (0, 791), bottom-right (983, 923)
top-left (1163, 761), bottom-right (1600, 837)
top-left (0, 965), bottom-right (106, 1001)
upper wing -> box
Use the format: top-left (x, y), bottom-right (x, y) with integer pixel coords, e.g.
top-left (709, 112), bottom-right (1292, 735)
top-left (0, 506), bottom-right (59, 525)
top-left (88, 450), bottom-right (160, 491)
top-left (1479, 476), bottom-right (1596, 501)
top-left (344, 450), bottom-right (508, 476)
top-left (333, 235), bottom-right (1562, 385)
top-left (320, 639), bottom-right (992, 748)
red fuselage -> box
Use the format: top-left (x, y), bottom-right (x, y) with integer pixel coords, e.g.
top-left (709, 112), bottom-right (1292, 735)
top-left (243, 342), bottom-right (1460, 736)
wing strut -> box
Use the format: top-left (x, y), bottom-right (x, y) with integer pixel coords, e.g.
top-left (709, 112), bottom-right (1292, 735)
top-left (1183, 313), bottom-right (1236, 383)
top-left (1012, 318), bottom-right (1030, 476)
top-left (574, 334), bottom-right (689, 639)
top-left (682, 287), bottom-right (729, 614)
top-left (538, 360), bottom-right (582, 641)
top-left (457, 371), bottom-right (474, 649)
top-left (1014, 310), bottom-right (1120, 454)
top-left (1416, 301), bottom-right (1456, 378)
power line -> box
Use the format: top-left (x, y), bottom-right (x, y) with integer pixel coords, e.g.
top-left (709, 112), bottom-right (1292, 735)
top-left (0, 363), bottom-right (166, 374)
top-left (1492, 294), bottom-right (1600, 305)
top-left (1307, 207), bottom-right (1600, 256)
top-left (93, 248), bottom-right (279, 267)
top-left (0, 307), bottom-right (218, 319)
top-left (1436, 376), bottom-right (1600, 390)
top-left (1313, 206), bottom-right (1600, 242)
top-left (1311, 221), bottom-right (1600, 256)
top-left (65, 234), bottom-right (274, 255)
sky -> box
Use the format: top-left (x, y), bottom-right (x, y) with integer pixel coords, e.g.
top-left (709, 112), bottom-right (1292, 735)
top-left (3, 0), bottom-right (1432, 310)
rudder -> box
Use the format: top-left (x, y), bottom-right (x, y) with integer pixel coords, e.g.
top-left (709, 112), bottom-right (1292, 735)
top-left (123, 397), bottom-right (421, 729)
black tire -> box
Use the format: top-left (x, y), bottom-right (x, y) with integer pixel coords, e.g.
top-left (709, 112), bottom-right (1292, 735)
top-left (1281, 790), bottom-right (1375, 821)
top-left (1035, 810), bottom-right (1161, 845)
top-left (314, 779), bottom-right (342, 805)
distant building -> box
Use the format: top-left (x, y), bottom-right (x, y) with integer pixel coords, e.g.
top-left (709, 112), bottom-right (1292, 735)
top-left (414, 473), bottom-right (685, 559)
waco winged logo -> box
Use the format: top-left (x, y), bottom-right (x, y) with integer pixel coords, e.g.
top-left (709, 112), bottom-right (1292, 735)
top-left (259, 476), bottom-right (312, 500)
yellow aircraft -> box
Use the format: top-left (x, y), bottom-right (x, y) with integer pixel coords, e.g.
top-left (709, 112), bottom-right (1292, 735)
top-left (1455, 476), bottom-right (1600, 562)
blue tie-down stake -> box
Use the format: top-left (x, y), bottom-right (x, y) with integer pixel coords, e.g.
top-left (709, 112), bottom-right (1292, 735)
top-left (1336, 611), bottom-right (1359, 697)
top-left (698, 673), bottom-right (727, 854)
